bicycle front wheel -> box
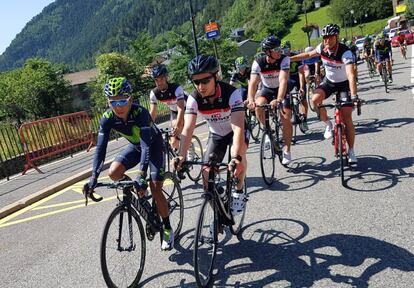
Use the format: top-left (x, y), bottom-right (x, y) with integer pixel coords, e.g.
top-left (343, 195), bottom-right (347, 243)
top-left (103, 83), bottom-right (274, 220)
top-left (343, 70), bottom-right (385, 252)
top-left (230, 178), bottom-right (247, 235)
top-left (163, 171), bottom-right (184, 239)
top-left (101, 205), bottom-right (146, 288)
top-left (260, 131), bottom-right (275, 185)
top-left (187, 135), bottom-right (203, 182)
top-left (249, 111), bottom-right (261, 142)
top-left (194, 195), bottom-right (218, 288)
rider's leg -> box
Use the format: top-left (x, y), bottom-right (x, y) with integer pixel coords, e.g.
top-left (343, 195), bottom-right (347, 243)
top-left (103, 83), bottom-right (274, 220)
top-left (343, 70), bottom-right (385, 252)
top-left (230, 140), bottom-right (248, 191)
top-left (255, 96), bottom-right (268, 126)
top-left (170, 119), bottom-right (180, 150)
top-left (387, 59), bottom-right (393, 79)
top-left (109, 143), bottom-right (140, 180)
top-left (341, 107), bottom-right (355, 149)
top-left (312, 87), bottom-right (332, 139)
top-left (108, 162), bottom-right (127, 181)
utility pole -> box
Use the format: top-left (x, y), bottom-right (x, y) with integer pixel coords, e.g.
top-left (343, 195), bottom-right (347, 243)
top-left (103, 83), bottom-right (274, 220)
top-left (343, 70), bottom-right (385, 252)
top-left (303, 5), bottom-right (311, 47)
top-left (188, 0), bottom-right (199, 56)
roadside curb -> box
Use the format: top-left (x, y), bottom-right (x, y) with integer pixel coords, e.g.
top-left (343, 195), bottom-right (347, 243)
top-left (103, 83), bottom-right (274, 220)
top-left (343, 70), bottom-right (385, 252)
top-left (0, 120), bottom-right (206, 220)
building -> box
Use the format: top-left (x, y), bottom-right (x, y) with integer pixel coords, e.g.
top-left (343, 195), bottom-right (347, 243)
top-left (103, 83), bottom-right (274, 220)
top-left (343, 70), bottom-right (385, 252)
top-left (63, 68), bottom-right (98, 110)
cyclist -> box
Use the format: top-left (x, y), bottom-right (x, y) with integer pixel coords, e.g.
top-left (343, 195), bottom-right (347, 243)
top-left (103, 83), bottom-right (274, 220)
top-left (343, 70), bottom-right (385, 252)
top-left (246, 35), bottom-right (293, 165)
top-left (281, 40), bottom-right (309, 131)
top-left (175, 55), bottom-right (248, 216)
top-left (346, 40), bottom-right (359, 84)
top-left (363, 36), bottom-right (375, 71)
top-left (290, 23), bottom-right (359, 164)
top-left (303, 46), bottom-right (323, 86)
top-left (374, 33), bottom-right (393, 83)
top-left (395, 30), bottom-right (407, 59)
top-left (149, 64), bottom-right (186, 151)
top-left (230, 56), bottom-right (251, 101)
top-left (83, 77), bottom-right (174, 250)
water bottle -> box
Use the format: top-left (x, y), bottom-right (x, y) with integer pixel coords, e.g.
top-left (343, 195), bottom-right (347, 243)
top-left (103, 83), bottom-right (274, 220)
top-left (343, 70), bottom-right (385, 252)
top-left (216, 185), bottom-right (227, 204)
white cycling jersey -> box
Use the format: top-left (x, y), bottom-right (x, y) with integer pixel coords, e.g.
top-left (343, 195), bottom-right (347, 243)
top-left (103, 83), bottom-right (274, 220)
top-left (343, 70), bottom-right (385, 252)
top-left (315, 43), bottom-right (354, 83)
top-left (251, 54), bottom-right (290, 88)
top-left (150, 84), bottom-right (185, 112)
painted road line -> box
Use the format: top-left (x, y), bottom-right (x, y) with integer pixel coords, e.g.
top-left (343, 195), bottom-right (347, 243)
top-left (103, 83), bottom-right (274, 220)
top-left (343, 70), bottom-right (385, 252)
top-left (411, 45), bottom-right (414, 85)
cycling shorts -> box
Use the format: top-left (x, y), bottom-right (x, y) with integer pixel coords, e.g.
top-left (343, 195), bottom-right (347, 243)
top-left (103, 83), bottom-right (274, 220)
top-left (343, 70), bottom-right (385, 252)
top-left (114, 135), bottom-right (165, 181)
top-left (377, 54), bottom-right (390, 62)
top-left (318, 78), bottom-right (351, 103)
top-left (256, 86), bottom-right (292, 110)
top-left (204, 131), bottom-right (249, 163)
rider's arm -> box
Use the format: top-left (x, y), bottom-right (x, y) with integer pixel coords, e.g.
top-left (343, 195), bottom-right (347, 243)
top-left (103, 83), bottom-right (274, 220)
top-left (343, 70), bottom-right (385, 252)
top-left (175, 86), bottom-right (186, 132)
top-left (137, 109), bottom-right (154, 174)
top-left (230, 89), bottom-right (245, 157)
top-left (290, 49), bottom-right (318, 62)
top-left (149, 90), bottom-right (157, 121)
top-left (179, 96), bottom-right (197, 158)
top-left (343, 50), bottom-right (357, 96)
top-left (298, 64), bottom-right (306, 91)
top-left (277, 56), bottom-right (290, 102)
top-left (90, 115), bottom-right (112, 181)
top-left (248, 61), bottom-right (261, 103)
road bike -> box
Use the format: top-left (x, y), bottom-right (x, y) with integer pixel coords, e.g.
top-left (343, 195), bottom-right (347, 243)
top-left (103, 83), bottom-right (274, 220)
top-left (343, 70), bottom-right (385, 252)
top-left (258, 104), bottom-right (283, 185)
top-left (181, 151), bottom-right (248, 288)
top-left (245, 108), bottom-right (260, 143)
top-left (379, 60), bottom-right (390, 93)
top-left (85, 173), bottom-right (183, 287)
top-left (161, 128), bottom-right (203, 182)
top-left (319, 93), bottom-right (362, 186)
top-left (289, 89), bottom-right (309, 144)
top-left (306, 75), bottom-right (317, 112)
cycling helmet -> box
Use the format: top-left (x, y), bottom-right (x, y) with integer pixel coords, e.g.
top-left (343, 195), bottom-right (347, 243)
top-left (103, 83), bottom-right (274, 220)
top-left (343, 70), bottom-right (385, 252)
top-left (322, 23), bottom-right (340, 37)
top-left (280, 40), bottom-right (291, 49)
top-left (304, 46), bottom-right (314, 53)
top-left (104, 77), bottom-right (132, 98)
top-left (261, 36), bottom-right (281, 50)
top-left (377, 32), bottom-right (385, 39)
top-left (235, 56), bottom-right (249, 70)
top-left (188, 55), bottom-right (219, 77)
top-left (151, 64), bottom-right (168, 79)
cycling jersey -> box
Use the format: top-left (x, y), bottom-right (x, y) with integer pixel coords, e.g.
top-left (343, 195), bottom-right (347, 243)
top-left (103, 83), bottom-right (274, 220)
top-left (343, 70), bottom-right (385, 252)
top-left (230, 70), bottom-right (250, 88)
top-left (315, 42), bottom-right (354, 83)
top-left (186, 81), bottom-right (244, 136)
top-left (397, 35), bottom-right (405, 44)
top-left (374, 40), bottom-right (392, 61)
top-left (363, 43), bottom-right (373, 56)
top-left (91, 104), bottom-right (164, 181)
top-left (251, 54), bottom-right (290, 89)
top-left (150, 83), bottom-right (186, 113)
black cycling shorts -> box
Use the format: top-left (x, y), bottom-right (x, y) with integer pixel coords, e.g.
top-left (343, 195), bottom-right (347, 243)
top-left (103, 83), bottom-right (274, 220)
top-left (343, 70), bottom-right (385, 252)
top-left (256, 86), bottom-right (292, 110)
top-left (204, 131), bottom-right (249, 163)
top-left (318, 78), bottom-right (351, 102)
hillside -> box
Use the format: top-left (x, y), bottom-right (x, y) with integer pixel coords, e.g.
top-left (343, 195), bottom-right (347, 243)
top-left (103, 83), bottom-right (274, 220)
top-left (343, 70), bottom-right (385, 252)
top-left (0, 0), bottom-right (213, 71)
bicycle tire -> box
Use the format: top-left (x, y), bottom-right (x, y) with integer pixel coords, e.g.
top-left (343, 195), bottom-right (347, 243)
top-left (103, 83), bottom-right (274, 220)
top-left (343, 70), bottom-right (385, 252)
top-left (337, 125), bottom-right (346, 187)
top-left (101, 205), bottom-right (146, 288)
top-left (249, 111), bottom-right (261, 142)
top-left (194, 195), bottom-right (217, 288)
top-left (260, 131), bottom-right (275, 186)
top-left (187, 135), bottom-right (203, 182)
top-left (229, 178), bottom-right (247, 235)
top-left (307, 83), bottom-right (316, 112)
top-left (163, 171), bottom-right (184, 240)
top-left (274, 113), bottom-right (284, 164)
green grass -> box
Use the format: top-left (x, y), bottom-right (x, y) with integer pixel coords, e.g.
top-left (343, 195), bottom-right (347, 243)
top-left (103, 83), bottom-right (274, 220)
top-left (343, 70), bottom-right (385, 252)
top-left (283, 6), bottom-right (388, 49)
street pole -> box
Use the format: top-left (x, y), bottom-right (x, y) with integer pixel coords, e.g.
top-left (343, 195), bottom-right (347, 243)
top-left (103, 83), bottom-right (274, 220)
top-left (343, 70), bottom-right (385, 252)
top-left (188, 0), bottom-right (199, 56)
top-left (304, 6), bottom-right (311, 47)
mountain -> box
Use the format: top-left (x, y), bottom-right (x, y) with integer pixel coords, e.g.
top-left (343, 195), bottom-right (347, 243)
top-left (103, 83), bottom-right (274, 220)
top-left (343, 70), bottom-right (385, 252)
top-left (0, 0), bottom-right (213, 71)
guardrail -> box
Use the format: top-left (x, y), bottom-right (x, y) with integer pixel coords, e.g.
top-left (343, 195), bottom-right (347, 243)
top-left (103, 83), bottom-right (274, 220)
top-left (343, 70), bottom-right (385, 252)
top-left (19, 111), bottom-right (95, 174)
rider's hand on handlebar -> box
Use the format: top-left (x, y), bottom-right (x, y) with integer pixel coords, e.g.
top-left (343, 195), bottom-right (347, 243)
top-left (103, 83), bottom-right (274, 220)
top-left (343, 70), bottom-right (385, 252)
top-left (229, 158), bottom-right (244, 178)
top-left (173, 155), bottom-right (185, 172)
top-left (246, 98), bottom-right (256, 110)
top-left (172, 122), bottom-right (183, 137)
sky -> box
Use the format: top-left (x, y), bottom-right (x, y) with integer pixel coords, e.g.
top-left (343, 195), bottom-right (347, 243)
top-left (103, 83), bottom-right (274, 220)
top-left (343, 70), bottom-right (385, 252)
top-left (0, 0), bottom-right (56, 55)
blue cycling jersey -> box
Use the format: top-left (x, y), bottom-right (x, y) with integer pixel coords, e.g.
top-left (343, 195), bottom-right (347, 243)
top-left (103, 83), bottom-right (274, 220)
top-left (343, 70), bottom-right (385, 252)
top-left (91, 104), bottom-right (161, 180)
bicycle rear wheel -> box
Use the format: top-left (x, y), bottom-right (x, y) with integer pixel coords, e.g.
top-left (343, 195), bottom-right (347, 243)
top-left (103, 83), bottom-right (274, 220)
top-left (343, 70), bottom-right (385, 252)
top-left (163, 171), bottom-right (184, 239)
top-left (230, 178), bottom-right (247, 235)
top-left (101, 205), bottom-right (146, 288)
top-left (194, 195), bottom-right (217, 288)
top-left (187, 135), bottom-right (203, 182)
top-left (260, 131), bottom-right (275, 185)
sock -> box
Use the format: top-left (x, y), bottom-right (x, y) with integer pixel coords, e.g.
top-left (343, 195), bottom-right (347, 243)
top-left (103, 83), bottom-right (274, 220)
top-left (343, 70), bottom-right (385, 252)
top-left (163, 217), bottom-right (172, 230)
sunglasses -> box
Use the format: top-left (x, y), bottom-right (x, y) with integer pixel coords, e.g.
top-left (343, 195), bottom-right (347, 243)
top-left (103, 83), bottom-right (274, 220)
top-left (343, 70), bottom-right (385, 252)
top-left (192, 76), bottom-right (214, 85)
top-left (109, 98), bottom-right (130, 107)
top-left (323, 35), bottom-right (336, 40)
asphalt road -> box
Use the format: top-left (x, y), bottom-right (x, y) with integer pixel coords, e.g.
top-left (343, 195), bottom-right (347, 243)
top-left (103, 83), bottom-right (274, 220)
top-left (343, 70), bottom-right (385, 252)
top-left (0, 48), bottom-right (413, 288)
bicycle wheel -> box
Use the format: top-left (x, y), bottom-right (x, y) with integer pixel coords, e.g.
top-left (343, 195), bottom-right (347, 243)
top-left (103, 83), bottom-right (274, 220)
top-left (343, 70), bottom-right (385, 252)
top-left (337, 125), bottom-right (346, 187)
top-left (163, 171), bottom-right (184, 239)
top-left (186, 135), bottom-right (203, 182)
top-left (194, 195), bottom-right (218, 288)
top-left (230, 178), bottom-right (247, 235)
top-left (307, 83), bottom-right (316, 112)
top-left (260, 131), bottom-right (275, 185)
top-left (249, 111), bottom-right (261, 142)
top-left (101, 205), bottom-right (146, 288)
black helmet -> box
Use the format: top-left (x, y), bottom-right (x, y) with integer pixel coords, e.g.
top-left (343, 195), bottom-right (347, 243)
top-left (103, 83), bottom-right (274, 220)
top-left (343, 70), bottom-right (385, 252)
top-left (261, 36), bottom-right (281, 50)
top-left (321, 23), bottom-right (340, 37)
top-left (188, 55), bottom-right (219, 77)
top-left (151, 64), bottom-right (168, 79)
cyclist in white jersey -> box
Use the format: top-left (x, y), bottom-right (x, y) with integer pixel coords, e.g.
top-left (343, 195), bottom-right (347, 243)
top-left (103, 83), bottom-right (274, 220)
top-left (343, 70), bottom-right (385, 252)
top-left (247, 35), bottom-right (293, 165)
top-left (149, 64), bottom-right (186, 150)
top-left (290, 24), bottom-right (359, 164)
top-left (175, 55), bottom-right (248, 216)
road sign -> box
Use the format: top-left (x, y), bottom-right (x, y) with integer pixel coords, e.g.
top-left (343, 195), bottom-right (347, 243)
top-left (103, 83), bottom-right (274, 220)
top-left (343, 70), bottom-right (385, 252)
top-left (204, 22), bottom-right (220, 39)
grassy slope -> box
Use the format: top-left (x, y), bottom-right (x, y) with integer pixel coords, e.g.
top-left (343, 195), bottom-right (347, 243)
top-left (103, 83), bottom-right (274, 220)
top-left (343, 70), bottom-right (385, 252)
top-left (283, 6), bottom-right (388, 49)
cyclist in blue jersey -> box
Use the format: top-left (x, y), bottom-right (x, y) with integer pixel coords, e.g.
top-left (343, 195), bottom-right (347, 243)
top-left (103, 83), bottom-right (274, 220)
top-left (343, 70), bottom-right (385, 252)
top-left (82, 77), bottom-right (174, 250)
top-left (230, 56), bottom-right (251, 101)
top-left (374, 33), bottom-right (393, 83)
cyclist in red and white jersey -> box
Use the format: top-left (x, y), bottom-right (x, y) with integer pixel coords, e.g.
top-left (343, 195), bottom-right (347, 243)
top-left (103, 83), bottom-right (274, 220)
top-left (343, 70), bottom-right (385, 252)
top-left (175, 55), bottom-right (248, 216)
top-left (247, 35), bottom-right (293, 165)
top-left (290, 23), bottom-right (359, 164)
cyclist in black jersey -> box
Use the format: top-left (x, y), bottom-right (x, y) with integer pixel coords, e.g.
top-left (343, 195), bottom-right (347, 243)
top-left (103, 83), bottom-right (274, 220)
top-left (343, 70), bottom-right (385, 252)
top-left (149, 64), bottom-right (186, 150)
top-left (374, 33), bottom-right (393, 83)
top-left (291, 24), bottom-right (359, 164)
top-left (230, 56), bottom-right (251, 101)
top-left (247, 35), bottom-right (293, 165)
top-left (175, 55), bottom-right (248, 216)
top-left (281, 40), bottom-right (309, 131)
top-left (83, 77), bottom-right (174, 250)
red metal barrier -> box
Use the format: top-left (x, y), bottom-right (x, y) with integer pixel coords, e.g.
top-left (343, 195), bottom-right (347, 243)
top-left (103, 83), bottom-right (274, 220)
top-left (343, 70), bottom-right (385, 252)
top-left (19, 111), bottom-right (95, 174)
